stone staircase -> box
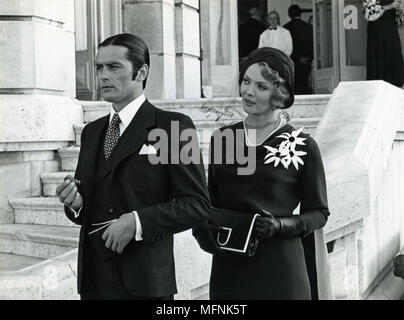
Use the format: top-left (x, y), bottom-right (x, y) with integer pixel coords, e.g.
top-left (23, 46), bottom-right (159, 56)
top-left (0, 95), bottom-right (330, 299)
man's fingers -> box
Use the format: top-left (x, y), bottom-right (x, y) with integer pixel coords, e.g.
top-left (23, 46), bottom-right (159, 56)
top-left (117, 242), bottom-right (127, 254)
top-left (111, 241), bottom-right (119, 252)
top-left (56, 180), bottom-right (72, 197)
top-left (102, 228), bottom-right (109, 241)
top-left (59, 182), bottom-right (75, 201)
top-left (64, 187), bottom-right (78, 206)
top-left (105, 235), bottom-right (113, 249)
top-left (71, 193), bottom-right (82, 208)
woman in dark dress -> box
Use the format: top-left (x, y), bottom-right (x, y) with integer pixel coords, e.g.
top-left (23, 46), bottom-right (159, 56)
top-left (193, 47), bottom-right (333, 300)
top-left (364, 0), bottom-right (404, 87)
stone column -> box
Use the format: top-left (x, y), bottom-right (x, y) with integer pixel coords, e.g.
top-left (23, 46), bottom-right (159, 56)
top-left (0, 0), bottom-right (82, 223)
top-left (0, 0), bottom-right (76, 97)
top-left (200, 0), bottom-right (213, 98)
top-left (122, 0), bottom-right (177, 99)
top-left (174, 0), bottom-right (201, 98)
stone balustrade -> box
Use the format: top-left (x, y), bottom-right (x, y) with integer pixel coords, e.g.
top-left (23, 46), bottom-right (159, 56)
top-left (316, 81), bottom-right (404, 299)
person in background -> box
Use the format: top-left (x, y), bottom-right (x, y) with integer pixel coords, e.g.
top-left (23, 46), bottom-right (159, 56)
top-left (364, 0), bottom-right (404, 87)
top-left (284, 5), bottom-right (314, 94)
top-left (258, 11), bottom-right (293, 57)
top-left (238, 6), bottom-right (266, 66)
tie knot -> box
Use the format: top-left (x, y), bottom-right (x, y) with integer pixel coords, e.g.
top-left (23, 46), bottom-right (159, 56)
top-left (111, 113), bottom-right (121, 125)
top-left (269, 26), bottom-right (278, 30)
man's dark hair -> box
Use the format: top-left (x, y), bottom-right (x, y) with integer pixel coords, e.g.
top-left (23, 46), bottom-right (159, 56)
top-left (288, 5), bottom-right (302, 19)
top-left (98, 33), bottom-right (150, 89)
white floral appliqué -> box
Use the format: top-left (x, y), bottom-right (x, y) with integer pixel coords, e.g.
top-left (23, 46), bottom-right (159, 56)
top-left (264, 127), bottom-right (307, 170)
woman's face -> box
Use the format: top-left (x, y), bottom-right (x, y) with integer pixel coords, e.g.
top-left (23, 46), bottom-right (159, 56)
top-left (240, 63), bottom-right (274, 115)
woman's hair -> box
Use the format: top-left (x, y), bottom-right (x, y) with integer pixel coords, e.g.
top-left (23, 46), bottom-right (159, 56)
top-left (98, 33), bottom-right (150, 89)
top-left (238, 48), bottom-right (295, 108)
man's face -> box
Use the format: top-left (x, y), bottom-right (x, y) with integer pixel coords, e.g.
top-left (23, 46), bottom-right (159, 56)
top-left (267, 13), bottom-right (279, 27)
top-left (95, 45), bottom-right (137, 105)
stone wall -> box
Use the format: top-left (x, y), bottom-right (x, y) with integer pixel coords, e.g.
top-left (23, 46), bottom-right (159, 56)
top-left (317, 80), bottom-right (404, 299)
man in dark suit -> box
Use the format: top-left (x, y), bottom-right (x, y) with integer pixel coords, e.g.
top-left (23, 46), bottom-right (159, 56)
top-left (56, 33), bottom-right (210, 300)
top-left (284, 5), bottom-right (314, 94)
top-left (238, 6), bottom-right (266, 66)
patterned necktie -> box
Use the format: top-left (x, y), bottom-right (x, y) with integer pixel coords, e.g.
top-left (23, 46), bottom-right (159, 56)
top-left (103, 113), bottom-right (121, 160)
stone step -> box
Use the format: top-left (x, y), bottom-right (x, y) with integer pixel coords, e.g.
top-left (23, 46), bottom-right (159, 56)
top-left (0, 224), bottom-right (79, 259)
top-left (58, 146), bottom-right (80, 171)
top-left (40, 172), bottom-right (75, 197)
top-left (0, 249), bottom-right (80, 300)
top-left (9, 197), bottom-right (78, 227)
top-left (0, 253), bottom-right (45, 272)
top-left (80, 95), bottom-right (331, 124)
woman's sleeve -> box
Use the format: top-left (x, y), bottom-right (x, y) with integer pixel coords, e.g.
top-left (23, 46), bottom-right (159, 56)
top-left (295, 136), bottom-right (330, 237)
top-left (363, 0), bottom-right (385, 21)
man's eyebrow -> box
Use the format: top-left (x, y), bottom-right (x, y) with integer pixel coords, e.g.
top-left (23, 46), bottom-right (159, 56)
top-left (95, 61), bottom-right (124, 66)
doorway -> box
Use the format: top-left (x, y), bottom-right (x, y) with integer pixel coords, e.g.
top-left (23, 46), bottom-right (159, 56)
top-left (313, 0), bottom-right (366, 93)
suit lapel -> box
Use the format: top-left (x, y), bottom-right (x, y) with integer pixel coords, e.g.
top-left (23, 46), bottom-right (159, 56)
top-left (111, 99), bottom-right (156, 173)
top-left (79, 115), bottom-right (109, 211)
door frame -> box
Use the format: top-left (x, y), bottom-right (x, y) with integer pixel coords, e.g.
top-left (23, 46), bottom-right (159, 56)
top-left (313, 0), bottom-right (340, 94)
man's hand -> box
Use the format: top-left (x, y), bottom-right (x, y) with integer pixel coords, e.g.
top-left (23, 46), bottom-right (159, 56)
top-left (102, 212), bottom-right (136, 254)
top-left (56, 175), bottom-right (83, 211)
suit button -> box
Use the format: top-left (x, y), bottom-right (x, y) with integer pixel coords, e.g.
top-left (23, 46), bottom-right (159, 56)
top-left (109, 208), bottom-right (114, 213)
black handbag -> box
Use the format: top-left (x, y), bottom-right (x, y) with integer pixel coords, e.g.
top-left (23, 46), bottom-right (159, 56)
top-left (208, 207), bottom-right (260, 257)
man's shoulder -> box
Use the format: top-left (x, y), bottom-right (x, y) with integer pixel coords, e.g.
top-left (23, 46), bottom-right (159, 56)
top-left (279, 26), bottom-right (291, 34)
top-left (153, 106), bottom-right (195, 129)
top-left (83, 114), bottom-right (109, 132)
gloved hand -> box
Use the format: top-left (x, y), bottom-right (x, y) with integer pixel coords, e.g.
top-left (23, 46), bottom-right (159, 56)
top-left (254, 209), bottom-right (281, 240)
top-left (255, 209), bottom-right (307, 239)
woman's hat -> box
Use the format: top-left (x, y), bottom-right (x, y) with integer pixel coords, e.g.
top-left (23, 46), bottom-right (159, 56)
top-left (239, 47), bottom-right (295, 108)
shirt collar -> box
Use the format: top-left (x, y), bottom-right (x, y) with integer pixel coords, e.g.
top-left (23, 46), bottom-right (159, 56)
top-left (109, 94), bottom-right (146, 127)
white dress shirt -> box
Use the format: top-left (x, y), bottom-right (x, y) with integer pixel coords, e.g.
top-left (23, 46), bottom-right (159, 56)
top-left (69, 93), bottom-right (146, 241)
top-left (258, 26), bottom-right (293, 56)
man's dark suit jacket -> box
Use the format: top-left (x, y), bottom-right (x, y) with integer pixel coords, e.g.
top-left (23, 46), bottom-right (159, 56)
top-left (64, 99), bottom-right (210, 297)
top-left (283, 18), bottom-right (313, 63)
top-left (238, 18), bottom-right (266, 58)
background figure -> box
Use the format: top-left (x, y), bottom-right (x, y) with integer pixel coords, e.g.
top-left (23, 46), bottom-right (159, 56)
top-left (258, 11), bottom-right (293, 57)
top-left (364, 0), bottom-right (404, 87)
top-left (238, 6), bottom-right (266, 66)
top-left (284, 5), bottom-right (314, 94)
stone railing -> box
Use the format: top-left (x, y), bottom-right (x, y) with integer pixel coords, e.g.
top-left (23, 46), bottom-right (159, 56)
top-left (316, 81), bottom-right (404, 299)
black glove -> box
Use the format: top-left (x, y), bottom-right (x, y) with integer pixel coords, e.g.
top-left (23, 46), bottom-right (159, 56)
top-left (254, 209), bottom-right (307, 239)
top-left (254, 209), bottom-right (281, 240)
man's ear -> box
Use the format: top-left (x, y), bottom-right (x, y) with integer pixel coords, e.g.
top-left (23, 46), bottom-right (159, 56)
top-left (135, 64), bottom-right (149, 83)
